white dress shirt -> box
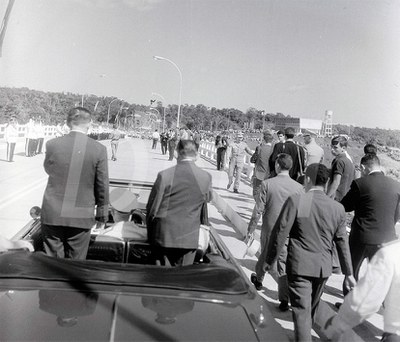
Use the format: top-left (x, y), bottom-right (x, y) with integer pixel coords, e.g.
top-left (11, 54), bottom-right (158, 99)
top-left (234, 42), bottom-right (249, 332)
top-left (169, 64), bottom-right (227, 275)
top-left (329, 239), bottom-right (400, 337)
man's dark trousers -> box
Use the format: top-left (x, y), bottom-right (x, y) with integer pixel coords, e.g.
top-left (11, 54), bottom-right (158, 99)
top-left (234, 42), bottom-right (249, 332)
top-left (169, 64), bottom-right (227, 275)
top-left (42, 224), bottom-right (92, 260)
top-left (288, 275), bottom-right (327, 342)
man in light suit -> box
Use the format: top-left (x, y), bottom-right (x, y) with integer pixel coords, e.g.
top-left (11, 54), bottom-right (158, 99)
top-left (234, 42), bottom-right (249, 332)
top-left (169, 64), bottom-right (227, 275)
top-left (247, 153), bottom-right (304, 311)
top-left (41, 107), bottom-right (109, 260)
top-left (263, 163), bottom-right (355, 342)
top-left (341, 153), bottom-right (400, 280)
top-left (146, 140), bottom-right (212, 266)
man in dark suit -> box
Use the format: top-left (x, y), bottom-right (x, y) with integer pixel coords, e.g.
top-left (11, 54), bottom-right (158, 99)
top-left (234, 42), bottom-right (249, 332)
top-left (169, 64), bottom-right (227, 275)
top-left (262, 163), bottom-right (355, 342)
top-left (41, 107), bottom-right (109, 260)
top-left (341, 153), bottom-right (400, 280)
top-left (146, 140), bottom-right (212, 266)
top-left (269, 127), bottom-right (305, 180)
top-left (251, 131), bottom-right (273, 200)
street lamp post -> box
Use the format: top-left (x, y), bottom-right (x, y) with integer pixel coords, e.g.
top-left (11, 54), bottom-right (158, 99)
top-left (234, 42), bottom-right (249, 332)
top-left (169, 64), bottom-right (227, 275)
top-left (148, 107), bottom-right (161, 131)
top-left (107, 98), bottom-right (122, 126)
top-left (151, 92), bottom-right (166, 132)
top-left (153, 56), bottom-right (182, 128)
top-left (261, 110), bottom-right (265, 131)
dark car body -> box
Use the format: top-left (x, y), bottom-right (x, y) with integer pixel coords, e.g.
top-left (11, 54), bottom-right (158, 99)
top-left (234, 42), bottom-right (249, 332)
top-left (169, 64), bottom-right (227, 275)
top-left (1, 179), bottom-right (288, 341)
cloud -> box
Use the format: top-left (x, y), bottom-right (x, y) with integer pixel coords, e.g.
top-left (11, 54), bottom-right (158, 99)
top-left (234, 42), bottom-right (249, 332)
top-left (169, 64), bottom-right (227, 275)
top-left (287, 84), bottom-right (308, 93)
top-left (122, 0), bottom-right (164, 11)
top-left (67, 0), bottom-right (164, 11)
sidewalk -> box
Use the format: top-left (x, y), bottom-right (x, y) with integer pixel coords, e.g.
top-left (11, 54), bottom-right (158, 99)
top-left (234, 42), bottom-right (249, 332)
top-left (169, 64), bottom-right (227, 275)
top-left (196, 153), bottom-right (376, 342)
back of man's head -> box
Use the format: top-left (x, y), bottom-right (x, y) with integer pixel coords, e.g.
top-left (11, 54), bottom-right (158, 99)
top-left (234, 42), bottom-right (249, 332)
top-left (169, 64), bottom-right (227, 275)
top-left (276, 153), bottom-right (293, 172)
top-left (177, 140), bottom-right (197, 159)
top-left (67, 107), bottom-right (91, 129)
top-left (305, 163), bottom-right (330, 186)
top-left (363, 143), bottom-right (377, 155)
top-left (331, 135), bottom-right (348, 148)
top-left (263, 132), bottom-right (273, 143)
top-left (360, 153), bottom-right (380, 169)
top-left (284, 127), bottom-right (295, 139)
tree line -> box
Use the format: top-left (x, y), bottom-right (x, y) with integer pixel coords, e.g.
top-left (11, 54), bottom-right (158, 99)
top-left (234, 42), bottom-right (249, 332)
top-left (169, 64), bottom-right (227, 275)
top-left (1, 86), bottom-right (399, 148)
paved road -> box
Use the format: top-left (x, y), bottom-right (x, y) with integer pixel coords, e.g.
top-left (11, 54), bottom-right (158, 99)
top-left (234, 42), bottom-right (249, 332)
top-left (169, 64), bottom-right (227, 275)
top-left (0, 136), bottom-right (385, 341)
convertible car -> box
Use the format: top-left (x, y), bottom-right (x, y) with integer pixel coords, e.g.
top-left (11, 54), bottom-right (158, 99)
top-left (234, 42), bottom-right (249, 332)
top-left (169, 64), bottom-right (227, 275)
top-left (0, 179), bottom-right (288, 341)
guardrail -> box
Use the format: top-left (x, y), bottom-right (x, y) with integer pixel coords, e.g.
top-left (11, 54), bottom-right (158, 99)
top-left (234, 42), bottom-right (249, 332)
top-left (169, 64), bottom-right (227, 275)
top-left (0, 124), bottom-right (122, 141)
top-left (198, 141), bottom-right (254, 181)
top-left (0, 124), bottom-right (59, 139)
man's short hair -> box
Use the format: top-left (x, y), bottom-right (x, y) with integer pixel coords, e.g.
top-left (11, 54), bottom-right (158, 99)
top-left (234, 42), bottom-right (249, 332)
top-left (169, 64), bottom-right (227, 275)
top-left (284, 127), bottom-right (295, 139)
top-left (67, 107), bottom-right (91, 128)
top-left (276, 153), bottom-right (293, 171)
top-left (363, 143), bottom-right (377, 155)
top-left (263, 132), bottom-right (273, 143)
top-left (305, 163), bottom-right (330, 186)
top-left (331, 135), bottom-right (348, 148)
top-left (360, 153), bottom-right (380, 168)
top-left (177, 140), bottom-right (197, 158)
top-left (277, 130), bottom-right (284, 136)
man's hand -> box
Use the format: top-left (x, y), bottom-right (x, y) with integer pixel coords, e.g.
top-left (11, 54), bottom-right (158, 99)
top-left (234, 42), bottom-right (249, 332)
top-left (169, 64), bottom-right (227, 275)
top-left (262, 262), bottom-right (272, 273)
top-left (95, 221), bottom-right (106, 230)
top-left (244, 231), bottom-right (253, 244)
top-left (324, 316), bottom-right (343, 342)
top-left (343, 275), bottom-right (356, 293)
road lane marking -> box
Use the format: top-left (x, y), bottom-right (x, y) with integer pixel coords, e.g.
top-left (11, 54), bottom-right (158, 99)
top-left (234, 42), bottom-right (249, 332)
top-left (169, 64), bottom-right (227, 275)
top-left (0, 176), bottom-right (47, 210)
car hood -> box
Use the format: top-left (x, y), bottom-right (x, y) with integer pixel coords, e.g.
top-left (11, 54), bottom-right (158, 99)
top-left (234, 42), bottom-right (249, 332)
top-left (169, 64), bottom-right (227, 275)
top-left (0, 252), bottom-right (287, 341)
top-left (0, 289), bottom-right (262, 341)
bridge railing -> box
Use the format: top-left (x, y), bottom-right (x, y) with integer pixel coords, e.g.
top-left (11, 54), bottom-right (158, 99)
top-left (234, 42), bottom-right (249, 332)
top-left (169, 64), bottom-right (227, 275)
top-left (198, 140), bottom-right (254, 181)
top-left (0, 124), bottom-right (58, 140)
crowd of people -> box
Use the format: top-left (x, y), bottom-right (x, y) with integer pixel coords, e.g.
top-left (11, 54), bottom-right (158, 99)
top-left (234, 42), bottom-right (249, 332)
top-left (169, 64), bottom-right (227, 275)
top-left (2, 107), bottom-right (399, 341)
top-left (240, 127), bottom-right (400, 342)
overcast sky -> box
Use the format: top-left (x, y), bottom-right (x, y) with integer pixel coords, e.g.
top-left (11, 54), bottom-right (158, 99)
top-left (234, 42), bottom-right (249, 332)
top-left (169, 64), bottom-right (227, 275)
top-left (0, 0), bottom-right (399, 129)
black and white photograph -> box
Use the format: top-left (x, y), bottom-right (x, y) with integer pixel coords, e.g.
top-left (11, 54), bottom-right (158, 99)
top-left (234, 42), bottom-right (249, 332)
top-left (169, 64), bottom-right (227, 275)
top-left (0, 1), bottom-right (399, 341)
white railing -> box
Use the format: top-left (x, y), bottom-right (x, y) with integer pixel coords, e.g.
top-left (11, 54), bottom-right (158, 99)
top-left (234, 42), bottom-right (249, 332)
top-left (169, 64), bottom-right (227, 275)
top-left (198, 140), bottom-right (253, 180)
top-left (0, 124), bottom-right (58, 140)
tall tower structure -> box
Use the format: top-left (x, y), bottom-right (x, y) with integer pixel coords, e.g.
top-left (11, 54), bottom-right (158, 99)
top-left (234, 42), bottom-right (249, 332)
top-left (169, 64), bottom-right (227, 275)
top-left (322, 110), bottom-right (333, 137)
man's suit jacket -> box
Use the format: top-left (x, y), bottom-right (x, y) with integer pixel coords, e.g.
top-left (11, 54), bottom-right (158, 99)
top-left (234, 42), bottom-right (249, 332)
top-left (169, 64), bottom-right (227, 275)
top-left (341, 171), bottom-right (400, 245)
top-left (146, 161), bottom-right (212, 249)
top-left (248, 174), bottom-right (304, 246)
top-left (41, 131), bottom-right (109, 229)
top-left (253, 143), bottom-right (272, 181)
top-left (266, 190), bottom-right (353, 278)
top-left (269, 141), bottom-right (305, 179)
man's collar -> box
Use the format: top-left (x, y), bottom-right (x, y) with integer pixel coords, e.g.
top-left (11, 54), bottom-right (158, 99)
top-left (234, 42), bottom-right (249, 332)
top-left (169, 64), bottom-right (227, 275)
top-left (70, 128), bottom-right (87, 134)
top-left (368, 169), bottom-right (383, 175)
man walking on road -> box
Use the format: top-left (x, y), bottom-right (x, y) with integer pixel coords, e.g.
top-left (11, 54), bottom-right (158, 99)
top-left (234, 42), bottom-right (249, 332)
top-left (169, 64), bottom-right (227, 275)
top-left (247, 153), bottom-right (304, 311)
top-left (41, 107), bottom-right (109, 260)
top-left (4, 118), bottom-right (18, 162)
top-left (167, 129), bottom-right (177, 161)
top-left (327, 135), bottom-right (354, 201)
top-left (269, 127), bottom-right (305, 180)
top-left (302, 132), bottom-right (324, 166)
top-left (152, 129), bottom-right (160, 149)
top-left (227, 132), bottom-right (253, 193)
top-left (262, 163), bottom-right (355, 342)
top-left (341, 154), bottom-right (400, 281)
top-left (109, 124), bottom-right (121, 161)
top-left (251, 131), bottom-right (273, 200)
